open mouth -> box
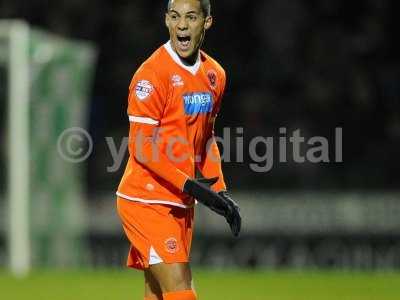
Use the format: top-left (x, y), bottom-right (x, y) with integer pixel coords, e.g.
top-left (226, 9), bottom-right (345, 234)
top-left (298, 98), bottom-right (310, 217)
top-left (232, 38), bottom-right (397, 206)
top-left (176, 35), bottom-right (191, 51)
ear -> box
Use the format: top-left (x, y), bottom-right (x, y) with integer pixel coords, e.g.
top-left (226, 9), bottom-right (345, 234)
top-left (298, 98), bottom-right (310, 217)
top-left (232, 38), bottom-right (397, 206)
top-left (165, 13), bottom-right (170, 28)
top-left (204, 16), bottom-right (213, 30)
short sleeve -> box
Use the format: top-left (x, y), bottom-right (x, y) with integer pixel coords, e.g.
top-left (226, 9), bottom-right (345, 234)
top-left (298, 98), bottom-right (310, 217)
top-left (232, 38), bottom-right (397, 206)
top-left (127, 65), bottom-right (167, 125)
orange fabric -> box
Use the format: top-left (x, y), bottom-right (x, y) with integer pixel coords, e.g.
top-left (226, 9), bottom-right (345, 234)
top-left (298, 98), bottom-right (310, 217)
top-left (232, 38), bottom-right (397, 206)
top-left (128, 122), bottom-right (189, 192)
top-left (117, 197), bottom-right (194, 270)
top-left (117, 42), bottom-right (227, 207)
top-left (163, 290), bottom-right (197, 300)
top-left (197, 137), bottom-right (227, 192)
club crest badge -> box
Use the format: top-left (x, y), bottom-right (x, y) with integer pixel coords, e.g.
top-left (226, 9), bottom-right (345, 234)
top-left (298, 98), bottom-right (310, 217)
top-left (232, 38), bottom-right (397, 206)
top-left (207, 70), bottom-right (217, 89)
top-left (165, 237), bottom-right (179, 253)
top-left (135, 80), bottom-right (153, 101)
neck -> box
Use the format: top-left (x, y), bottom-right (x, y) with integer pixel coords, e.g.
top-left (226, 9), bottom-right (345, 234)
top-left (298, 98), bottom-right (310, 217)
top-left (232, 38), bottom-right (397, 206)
top-left (179, 50), bottom-right (200, 66)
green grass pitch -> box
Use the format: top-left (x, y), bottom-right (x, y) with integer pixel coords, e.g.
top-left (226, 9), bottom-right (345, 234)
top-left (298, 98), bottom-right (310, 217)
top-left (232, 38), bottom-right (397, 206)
top-left (1, 269), bottom-right (399, 300)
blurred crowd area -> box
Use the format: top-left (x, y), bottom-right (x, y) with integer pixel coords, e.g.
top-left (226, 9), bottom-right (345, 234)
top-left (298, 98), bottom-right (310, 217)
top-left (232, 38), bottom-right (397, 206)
top-left (1, 0), bottom-right (399, 193)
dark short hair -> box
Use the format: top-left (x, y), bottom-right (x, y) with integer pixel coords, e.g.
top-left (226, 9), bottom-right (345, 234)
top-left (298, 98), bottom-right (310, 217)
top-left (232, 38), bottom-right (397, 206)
top-left (167, 0), bottom-right (211, 17)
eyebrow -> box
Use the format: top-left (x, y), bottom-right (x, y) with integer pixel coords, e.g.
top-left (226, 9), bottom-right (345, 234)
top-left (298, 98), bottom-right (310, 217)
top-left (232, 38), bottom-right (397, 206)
top-left (169, 9), bottom-right (199, 16)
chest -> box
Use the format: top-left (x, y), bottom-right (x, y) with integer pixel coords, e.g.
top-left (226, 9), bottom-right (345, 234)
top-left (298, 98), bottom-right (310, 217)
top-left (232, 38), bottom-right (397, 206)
top-left (167, 71), bottom-right (219, 123)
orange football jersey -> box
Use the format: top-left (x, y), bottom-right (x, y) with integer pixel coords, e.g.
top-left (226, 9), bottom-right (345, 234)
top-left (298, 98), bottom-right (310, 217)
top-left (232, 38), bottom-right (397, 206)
top-left (117, 41), bottom-right (226, 208)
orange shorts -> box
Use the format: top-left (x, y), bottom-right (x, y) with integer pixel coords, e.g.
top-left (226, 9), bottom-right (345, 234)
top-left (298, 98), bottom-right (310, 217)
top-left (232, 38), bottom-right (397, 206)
top-left (116, 197), bottom-right (194, 270)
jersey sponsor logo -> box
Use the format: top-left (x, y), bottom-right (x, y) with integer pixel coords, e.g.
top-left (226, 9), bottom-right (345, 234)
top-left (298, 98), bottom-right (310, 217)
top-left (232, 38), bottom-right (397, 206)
top-left (183, 92), bottom-right (213, 115)
top-left (165, 237), bottom-right (179, 253)
top-left (172, 74), bottom-right (184, 87)
top-left (207, 69), bottom-right (217, 89)
top-left (135, 80), bottom-right (153, 101)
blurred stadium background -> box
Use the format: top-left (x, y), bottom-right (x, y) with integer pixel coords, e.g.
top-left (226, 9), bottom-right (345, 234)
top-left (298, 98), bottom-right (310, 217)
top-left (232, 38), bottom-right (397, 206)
top-left (0, 0), bottom-right (399, 299)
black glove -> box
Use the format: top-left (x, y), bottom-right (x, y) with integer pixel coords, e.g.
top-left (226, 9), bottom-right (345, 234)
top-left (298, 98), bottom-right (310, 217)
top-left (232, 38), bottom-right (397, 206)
top-left (218, 191), bottom-right (241, 237)
top-left (183, 177), bottom-right (241, 237)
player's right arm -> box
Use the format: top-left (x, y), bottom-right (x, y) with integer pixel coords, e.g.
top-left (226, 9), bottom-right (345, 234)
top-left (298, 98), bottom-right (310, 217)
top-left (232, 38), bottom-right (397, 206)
top-left (127, 65), bottom-right (188, 191)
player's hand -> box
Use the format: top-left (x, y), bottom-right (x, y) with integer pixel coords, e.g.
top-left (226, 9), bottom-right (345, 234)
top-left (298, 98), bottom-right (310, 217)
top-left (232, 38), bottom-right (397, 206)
top-left (218, 191), bottom-right (241, 237)
top-left (183, 177), bottom-right (241, 237)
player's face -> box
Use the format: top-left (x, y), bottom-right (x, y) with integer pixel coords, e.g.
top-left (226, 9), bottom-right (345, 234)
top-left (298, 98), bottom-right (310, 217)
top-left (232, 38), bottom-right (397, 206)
top-left (166, 0), bottom-right (212, 63)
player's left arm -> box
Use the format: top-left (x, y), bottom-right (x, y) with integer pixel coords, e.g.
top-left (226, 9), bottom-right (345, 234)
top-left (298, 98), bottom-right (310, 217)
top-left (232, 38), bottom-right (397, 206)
top-left (197, 68), bottom-right (227, 192)
top-left (195, 69), bottom-right (242, 236)
top-left (196, 126), bottom-right (226, 192)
